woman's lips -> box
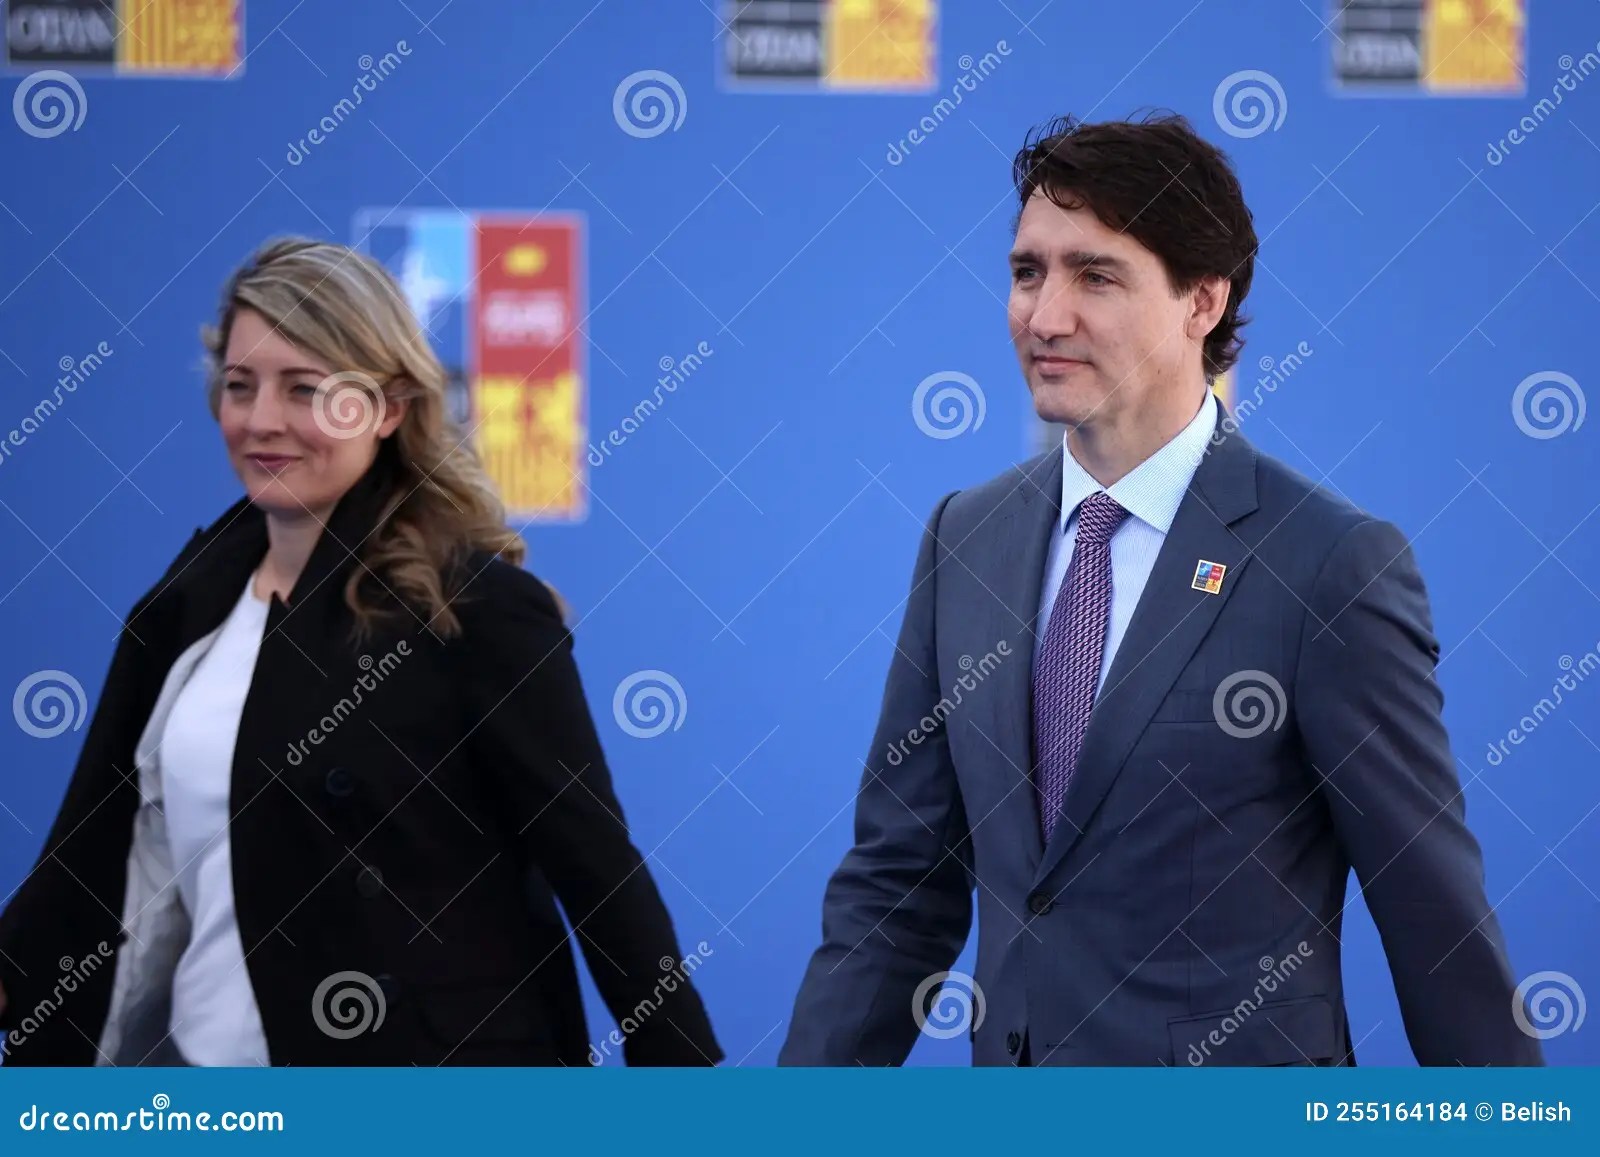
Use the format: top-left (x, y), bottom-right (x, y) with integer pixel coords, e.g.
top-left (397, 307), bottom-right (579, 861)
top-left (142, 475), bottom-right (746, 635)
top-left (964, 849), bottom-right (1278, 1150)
top-left (247, 454), bottom-right (297, 472)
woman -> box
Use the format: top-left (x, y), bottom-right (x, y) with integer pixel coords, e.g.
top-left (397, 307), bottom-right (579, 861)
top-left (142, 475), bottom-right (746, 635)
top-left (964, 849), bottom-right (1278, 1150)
top-left (0, 237), bottom-right (721, 1067)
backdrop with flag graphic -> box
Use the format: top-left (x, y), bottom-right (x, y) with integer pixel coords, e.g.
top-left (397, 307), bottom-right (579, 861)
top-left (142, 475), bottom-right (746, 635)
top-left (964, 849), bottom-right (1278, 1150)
top-left (0, 0), bottom-right (1595, 1072)
top-left (721, 0), bottom-right (937, 91)
top-left (1333, 0), bottom-right (1525, 93)
top-left (3, 0), bottom-right (241, 76)
top-left (357, 209), bottom-right (588, 523)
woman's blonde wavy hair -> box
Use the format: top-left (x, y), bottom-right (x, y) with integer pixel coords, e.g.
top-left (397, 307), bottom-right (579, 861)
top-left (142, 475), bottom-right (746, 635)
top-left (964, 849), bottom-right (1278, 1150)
top-left (202, 236), bottom-right (527, 640)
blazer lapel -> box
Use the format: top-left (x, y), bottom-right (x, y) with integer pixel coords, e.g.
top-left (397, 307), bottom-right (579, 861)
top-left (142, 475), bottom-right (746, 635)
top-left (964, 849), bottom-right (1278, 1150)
top-left (1033, 413), bottom-right (1261, 888)
top-left (970, 446), bottom-right (1063, 877)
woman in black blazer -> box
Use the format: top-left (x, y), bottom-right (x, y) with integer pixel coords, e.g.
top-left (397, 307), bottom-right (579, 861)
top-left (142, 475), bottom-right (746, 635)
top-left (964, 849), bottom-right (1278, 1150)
top-left (0, 237), bottom-right (720, 1067)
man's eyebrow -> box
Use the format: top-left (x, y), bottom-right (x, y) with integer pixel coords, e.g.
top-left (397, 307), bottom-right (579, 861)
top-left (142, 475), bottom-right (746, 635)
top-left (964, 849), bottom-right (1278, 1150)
top-left (1009, 247), bottom-right (1133, 275)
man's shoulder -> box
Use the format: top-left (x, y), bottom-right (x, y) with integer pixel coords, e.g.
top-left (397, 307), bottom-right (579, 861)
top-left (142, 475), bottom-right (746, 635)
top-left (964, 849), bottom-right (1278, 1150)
top-left (1248, 443), bottom-right (1393, 558)
top-left (936, 448), bottom-right (1061, 533)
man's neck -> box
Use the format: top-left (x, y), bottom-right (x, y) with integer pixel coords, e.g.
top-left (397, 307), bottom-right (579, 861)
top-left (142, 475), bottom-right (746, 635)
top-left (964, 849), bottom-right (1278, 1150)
top-left (1065, 387), bottom-right (1210, 488)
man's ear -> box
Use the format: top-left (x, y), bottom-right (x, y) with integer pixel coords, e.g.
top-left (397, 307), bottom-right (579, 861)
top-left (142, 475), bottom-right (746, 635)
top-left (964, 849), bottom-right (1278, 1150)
top-left (1187, 276), bottom-right (1230, 342)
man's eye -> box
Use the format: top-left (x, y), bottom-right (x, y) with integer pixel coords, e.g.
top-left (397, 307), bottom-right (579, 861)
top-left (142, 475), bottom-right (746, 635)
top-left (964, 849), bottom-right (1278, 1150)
top-left (1013, 266), bottom-right (1037, 282)
top-left (1082, 271), bottom-right (1111, 287)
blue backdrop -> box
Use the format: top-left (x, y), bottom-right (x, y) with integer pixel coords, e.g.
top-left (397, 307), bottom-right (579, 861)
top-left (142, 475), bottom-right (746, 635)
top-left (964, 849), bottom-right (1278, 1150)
top-left (0, 0), bottom-right (1595, 1066)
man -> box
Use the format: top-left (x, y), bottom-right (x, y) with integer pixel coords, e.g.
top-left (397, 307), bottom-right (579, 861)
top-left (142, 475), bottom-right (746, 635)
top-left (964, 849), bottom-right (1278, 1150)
top-left (779, 113), bottom-right (1540, 1067)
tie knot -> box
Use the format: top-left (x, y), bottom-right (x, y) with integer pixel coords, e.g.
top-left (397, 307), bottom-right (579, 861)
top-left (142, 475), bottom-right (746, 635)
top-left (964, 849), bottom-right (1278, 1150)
top-left (1075, 491), bottom-right (1129, 547)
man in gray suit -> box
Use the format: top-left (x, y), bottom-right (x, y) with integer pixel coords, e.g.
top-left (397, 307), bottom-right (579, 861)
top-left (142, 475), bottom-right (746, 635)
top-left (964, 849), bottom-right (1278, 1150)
top-left (780, 113), bottom-right (1541, 1067)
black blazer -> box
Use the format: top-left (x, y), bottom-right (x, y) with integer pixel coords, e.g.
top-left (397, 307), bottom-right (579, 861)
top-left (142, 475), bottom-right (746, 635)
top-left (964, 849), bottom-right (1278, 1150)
top-left (0, 455), bottom-right (721, 1066)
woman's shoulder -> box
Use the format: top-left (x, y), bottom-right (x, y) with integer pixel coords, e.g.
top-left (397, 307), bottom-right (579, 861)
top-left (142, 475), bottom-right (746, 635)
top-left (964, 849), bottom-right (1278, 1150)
top-left (449, 550), bottom-right (571, 636)
top-left (125, 498), bottom-right (258, 626)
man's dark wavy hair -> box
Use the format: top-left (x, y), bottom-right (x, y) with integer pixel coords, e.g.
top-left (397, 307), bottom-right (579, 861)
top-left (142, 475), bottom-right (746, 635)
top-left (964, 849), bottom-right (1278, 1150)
top-left (1011, 111), bottom-right (1259, 380)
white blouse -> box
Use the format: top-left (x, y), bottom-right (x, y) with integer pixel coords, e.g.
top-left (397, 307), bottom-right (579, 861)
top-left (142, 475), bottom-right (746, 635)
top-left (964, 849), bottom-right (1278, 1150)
top-left (159, 574), bottom-right (271, 1066)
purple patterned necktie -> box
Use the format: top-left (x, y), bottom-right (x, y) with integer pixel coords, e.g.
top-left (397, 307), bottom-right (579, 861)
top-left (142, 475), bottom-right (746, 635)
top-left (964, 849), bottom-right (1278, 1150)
top-left (1034, 491), bottom-right (1130, 842)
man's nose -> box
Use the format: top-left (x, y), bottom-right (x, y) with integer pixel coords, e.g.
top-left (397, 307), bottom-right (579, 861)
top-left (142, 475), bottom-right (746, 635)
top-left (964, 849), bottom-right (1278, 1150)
top-left (1027, 275), bottom-right (1080, 340)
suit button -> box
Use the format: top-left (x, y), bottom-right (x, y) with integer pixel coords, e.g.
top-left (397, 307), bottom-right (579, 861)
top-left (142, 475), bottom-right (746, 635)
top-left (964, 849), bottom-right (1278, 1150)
top-left (355, 865), bottom-right (384, 898)
top-left (325, 767), bottom-right (354, 797)
top-left (1028, 892), bottom-right (1054, 916)
top-left (1006, 1031), bottom-right (1021, 1055)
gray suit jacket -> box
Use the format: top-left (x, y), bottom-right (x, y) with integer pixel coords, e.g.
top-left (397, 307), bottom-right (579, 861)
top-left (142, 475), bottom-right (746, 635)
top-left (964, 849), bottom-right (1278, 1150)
top-left (780, 408), bottom-right (1542, 1067)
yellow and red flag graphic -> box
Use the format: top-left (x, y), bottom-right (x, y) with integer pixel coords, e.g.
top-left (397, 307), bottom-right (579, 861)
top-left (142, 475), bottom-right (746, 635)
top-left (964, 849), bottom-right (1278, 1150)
top-left (472, 218), bottom-right (587, 522)
top-left (117, 0), bottom-right (241, 75)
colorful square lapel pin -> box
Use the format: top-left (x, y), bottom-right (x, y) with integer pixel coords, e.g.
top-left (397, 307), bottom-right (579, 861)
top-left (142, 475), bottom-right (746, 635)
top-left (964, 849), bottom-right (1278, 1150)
top-left (1191, 559), bottom-right (1227, 595)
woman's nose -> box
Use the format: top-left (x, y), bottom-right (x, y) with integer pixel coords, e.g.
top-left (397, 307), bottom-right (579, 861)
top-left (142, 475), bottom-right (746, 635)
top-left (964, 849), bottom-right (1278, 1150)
top-left (245, 385), bottom-right (287, 432)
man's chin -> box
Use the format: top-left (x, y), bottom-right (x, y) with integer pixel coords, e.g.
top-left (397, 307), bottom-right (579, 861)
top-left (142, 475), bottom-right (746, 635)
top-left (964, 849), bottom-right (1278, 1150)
top-left (1028, 381), bottom-right (1100, 428)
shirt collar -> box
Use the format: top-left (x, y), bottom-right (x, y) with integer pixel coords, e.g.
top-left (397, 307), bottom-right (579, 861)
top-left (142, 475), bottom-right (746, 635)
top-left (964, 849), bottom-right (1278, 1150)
top-left (1058, 389), bottom-right (1219, 536)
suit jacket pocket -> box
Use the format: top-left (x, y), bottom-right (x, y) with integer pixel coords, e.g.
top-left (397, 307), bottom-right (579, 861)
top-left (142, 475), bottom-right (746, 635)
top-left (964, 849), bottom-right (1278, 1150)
top-left (1169, 995), bottom-right (1336, 1067)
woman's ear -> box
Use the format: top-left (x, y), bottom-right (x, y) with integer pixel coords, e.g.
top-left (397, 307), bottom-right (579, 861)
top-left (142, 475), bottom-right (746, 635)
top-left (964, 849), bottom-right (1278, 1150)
top-left (377, 390), bottom-right (410, 439)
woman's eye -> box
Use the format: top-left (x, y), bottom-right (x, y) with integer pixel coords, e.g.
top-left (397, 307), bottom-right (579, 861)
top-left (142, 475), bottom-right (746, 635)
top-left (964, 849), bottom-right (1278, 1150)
top-left (223, 379), bottom-right (251, 393)
top-left (289, 382), bottom-right (319, 399)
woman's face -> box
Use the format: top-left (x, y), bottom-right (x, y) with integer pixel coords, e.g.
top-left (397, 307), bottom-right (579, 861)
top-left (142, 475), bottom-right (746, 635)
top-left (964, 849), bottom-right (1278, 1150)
top-left (218, 308), bottom-right (406, 522)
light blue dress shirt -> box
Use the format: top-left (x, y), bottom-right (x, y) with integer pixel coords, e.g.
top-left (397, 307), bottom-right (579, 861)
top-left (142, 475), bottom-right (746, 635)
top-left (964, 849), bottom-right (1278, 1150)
top-left (1034, 390), bottom-right (1220, 694)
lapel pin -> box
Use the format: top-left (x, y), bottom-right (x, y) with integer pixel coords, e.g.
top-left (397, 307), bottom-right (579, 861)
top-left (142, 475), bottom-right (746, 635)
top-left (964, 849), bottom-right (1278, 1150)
top-left (1191, 559), bottom-right (1227, 595)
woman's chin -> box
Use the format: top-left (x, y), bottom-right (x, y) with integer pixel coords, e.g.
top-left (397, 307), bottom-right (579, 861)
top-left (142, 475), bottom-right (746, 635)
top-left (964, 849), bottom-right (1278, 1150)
top-left (244, 482), bottom-right (321, 520)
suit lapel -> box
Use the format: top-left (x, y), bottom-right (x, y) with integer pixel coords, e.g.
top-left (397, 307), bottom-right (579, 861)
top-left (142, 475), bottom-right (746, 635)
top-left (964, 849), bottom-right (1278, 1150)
top-left (970, 447), bottom-right (1063, 877)
top-left (1033, 413), bottom-right (1261, 888)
